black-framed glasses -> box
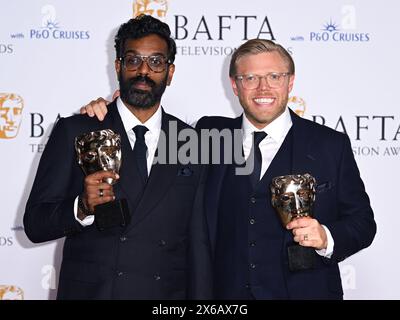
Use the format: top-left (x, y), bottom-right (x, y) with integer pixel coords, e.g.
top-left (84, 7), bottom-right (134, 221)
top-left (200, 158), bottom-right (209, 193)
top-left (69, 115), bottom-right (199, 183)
top-left (119, 54), bottom-right (170, 73)
top-left (235, 72), bottom-right (291, 89)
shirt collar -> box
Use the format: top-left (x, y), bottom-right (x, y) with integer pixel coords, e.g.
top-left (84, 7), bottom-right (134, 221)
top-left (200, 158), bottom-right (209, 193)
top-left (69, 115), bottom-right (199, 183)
top-left (116, 97), bottom-right (162, 135)
top-left (242, 107), bottom-right (292, 143)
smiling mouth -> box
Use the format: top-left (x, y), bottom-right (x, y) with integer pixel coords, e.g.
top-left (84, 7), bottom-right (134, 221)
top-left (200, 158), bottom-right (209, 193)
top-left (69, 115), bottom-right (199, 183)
top-left (253, 97), bottom-right (275, 105)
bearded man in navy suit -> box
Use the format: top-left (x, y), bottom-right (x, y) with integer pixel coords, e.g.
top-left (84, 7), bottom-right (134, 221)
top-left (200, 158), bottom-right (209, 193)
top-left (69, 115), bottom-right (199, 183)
top-left (24, 15), bottom-right (211, 300)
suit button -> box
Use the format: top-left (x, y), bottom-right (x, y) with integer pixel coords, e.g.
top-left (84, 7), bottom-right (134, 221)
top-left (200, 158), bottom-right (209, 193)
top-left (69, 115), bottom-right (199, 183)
top-left (250, 263), bottom-right (256, 269)
top-left (250, 197), bottom-right (256, 203)
top-left (117, 271), bottom-right (124, 277)
top-left (120, 236), bottom-right (127, 242)
top-left (249, 218), bottom-right (255, 225)
top-left (154, 274), bottom-right (161, 281)
top-left (158, 240), bottom-right (166, 247)
top-left (245, 283), bottom-right (250, 289)
top-left (249, 241), bottom-right (256, 247)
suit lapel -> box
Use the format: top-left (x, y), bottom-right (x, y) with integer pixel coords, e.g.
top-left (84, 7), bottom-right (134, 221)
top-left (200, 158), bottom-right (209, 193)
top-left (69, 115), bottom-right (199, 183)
top-left (290, 109), bottom-right (317, 178)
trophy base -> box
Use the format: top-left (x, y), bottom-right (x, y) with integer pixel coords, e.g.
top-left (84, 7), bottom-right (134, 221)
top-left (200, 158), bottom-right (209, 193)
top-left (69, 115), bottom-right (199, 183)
top-left (94, 199), bottom-right (130, 231)
top-left (287, 244), bottom-right (315, 272)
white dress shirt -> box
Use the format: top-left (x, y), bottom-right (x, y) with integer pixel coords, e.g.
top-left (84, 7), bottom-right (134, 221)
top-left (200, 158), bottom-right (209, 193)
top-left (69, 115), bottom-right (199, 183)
top-left (116, 97), bottom-right (161, 173)
top-left (74, 98), bottom-right (162, 226)
top-left (242, 106), bottom-right (292, 178)
top-left (242, 107), bottom-right (334, 258)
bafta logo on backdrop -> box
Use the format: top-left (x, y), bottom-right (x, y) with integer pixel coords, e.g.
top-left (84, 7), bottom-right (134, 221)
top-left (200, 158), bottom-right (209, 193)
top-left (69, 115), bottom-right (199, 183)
top-left (0, 93), bottom-right (24, 139)
top-left (0, 285), bottom-right (24, 300)
top-left (133, 0), bottom-right (168, 19)
top-left (288, 96), bottom-right (306, 118)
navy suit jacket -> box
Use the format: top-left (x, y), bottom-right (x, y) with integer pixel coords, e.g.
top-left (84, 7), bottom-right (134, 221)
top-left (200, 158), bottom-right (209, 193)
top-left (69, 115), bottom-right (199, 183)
top-left (196, 110), bottom-right (376, 299)
top-left (24, 102), bottom-right (212, 299)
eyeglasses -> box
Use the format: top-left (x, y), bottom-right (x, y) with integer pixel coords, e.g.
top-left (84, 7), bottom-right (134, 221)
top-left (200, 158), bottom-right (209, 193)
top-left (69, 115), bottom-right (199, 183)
top-left (235, 72), bottom-right (291, 90)
top-left (119, 54), bottom-right (170, 73)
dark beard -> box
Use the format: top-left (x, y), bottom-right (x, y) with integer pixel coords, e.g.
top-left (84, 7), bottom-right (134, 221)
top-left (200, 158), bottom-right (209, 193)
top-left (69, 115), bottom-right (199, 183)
top-left (118, 73), bottom-right (168, 109)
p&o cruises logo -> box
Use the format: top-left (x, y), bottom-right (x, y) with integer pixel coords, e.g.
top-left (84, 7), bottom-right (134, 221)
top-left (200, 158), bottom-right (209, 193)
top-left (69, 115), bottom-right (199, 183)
top-left (291, 5), bottom-right (370, 43)
top-left (309, 18), bottom-right (370, 42)
top-left (27, 5), bottom-right (90, 40)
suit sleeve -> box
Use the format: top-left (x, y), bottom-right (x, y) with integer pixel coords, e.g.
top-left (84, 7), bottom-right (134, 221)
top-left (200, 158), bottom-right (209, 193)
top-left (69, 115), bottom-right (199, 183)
top-left (23, 118), bottom-right (84, 243)
top-left (325, 134), bottom-right (377, 262)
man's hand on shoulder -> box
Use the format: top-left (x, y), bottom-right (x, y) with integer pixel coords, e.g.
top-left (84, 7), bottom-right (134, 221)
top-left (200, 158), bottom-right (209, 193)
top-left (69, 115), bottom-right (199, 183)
top-left (79, 90), bottom-right (120, 121)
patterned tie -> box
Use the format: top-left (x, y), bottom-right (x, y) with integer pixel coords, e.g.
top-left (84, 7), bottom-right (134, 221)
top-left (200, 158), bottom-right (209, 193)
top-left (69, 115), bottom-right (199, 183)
top-left (132, 125), bottom-right (149, 184)
top-left (249, 131), bottom-right (267, 187)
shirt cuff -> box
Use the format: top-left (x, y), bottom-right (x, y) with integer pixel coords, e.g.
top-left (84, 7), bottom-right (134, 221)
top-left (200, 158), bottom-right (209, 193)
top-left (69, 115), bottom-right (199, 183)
top-left (315, 225), bottom-right (334, 258)
top-left (73, 196), bottom-right (95, 226)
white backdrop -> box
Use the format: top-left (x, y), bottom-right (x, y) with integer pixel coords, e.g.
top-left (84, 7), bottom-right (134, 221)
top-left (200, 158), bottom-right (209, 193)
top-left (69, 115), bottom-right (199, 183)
top-left (0, 0), bottom-right (398, 299)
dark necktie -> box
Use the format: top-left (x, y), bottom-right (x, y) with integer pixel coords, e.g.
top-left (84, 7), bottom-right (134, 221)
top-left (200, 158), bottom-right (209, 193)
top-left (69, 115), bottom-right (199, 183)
top-left (132, 125), bottom-right (149, 184)
top-left (249, 131), bottom-right (267, 187)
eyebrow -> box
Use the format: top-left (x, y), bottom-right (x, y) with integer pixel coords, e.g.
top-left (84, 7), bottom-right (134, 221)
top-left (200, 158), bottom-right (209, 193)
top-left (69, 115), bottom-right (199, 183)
top-left (123, 49), bottom-right (166, 56)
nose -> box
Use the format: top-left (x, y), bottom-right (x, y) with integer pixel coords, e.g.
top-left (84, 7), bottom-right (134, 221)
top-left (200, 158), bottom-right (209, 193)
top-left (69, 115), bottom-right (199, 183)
top-left (258, 76), bottom-right (271, 90)
top-left (136, 58), bottom-right (151, 76)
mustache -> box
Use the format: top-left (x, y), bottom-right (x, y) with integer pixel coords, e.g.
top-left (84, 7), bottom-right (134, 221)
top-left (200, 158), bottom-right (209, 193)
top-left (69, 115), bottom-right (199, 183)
top-left (129, 75), bottom-right (156, 88)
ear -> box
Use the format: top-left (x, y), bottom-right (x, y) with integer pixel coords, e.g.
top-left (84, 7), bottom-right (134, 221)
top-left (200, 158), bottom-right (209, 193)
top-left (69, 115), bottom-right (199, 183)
top-left (230, 77), bottom-right (239, 96)
top-left (166, 63), bottom-right (175, 86)
top-left (288, 74), bottom-right (295, 93)
top-left (115, 59), bottom-right (121, 75)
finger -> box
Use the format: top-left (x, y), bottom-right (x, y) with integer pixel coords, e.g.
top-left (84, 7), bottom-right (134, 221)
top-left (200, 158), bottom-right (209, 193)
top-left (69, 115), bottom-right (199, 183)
top-left (87, 100), bottom-right (100, 117)
top-left (293, 233), bottom-right (312, 246)
top-left (299, 238), bottom-right (313, 247)
top-left (97, 105), bottom-right (107, 121)
top-left (91, 98), bottom-right (109, 121)
top-left (292, 227), bottom-right (309, 238)
top-left (87, 195), bottom-right (115, 211)
top-left (85, 171), bottom-right (119, 184)
top-left (286, 217), bottom-right (311, 230)
top-left (84, 185), bottom-right (115, 201)
top-left (87, 188), bottom-right (115, 200)
top-left (99, 189), bottom-right (115, 198)
top-left (80, 106), bottom-right (88, 115)
top-left (87, 104), bottom-right (96, 117)
top-left (292, 227), bottom-right (306, 237)
top-left (85, 184), bottom-right (114, 197)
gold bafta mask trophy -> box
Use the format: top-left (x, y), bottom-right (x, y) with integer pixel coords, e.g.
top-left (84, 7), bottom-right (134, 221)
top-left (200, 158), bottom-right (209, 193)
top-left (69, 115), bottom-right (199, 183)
top-left (271, 173), bottom-right (316, 271)
top-left (75, 129), bottom-right (130, 231)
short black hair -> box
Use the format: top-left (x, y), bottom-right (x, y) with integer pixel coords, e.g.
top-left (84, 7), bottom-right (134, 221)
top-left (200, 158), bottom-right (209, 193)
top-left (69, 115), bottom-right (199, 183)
top-left (114, 14), bottom-right (176, 63)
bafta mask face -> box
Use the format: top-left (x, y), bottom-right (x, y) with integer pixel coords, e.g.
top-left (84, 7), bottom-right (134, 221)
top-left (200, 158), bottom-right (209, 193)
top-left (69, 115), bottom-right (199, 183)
top-left (0, 93), bottom-right (24, 139)
top-left (75, 129), bottom-right (121, 184)
top-left (0, 285), bottom-right (24, 300)
top-left (271, 174), bottom-right (316, 226)
top-left (288, 96), bottom-right (306, 117)
top-left (134, 0), bottom-right (168, 18)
